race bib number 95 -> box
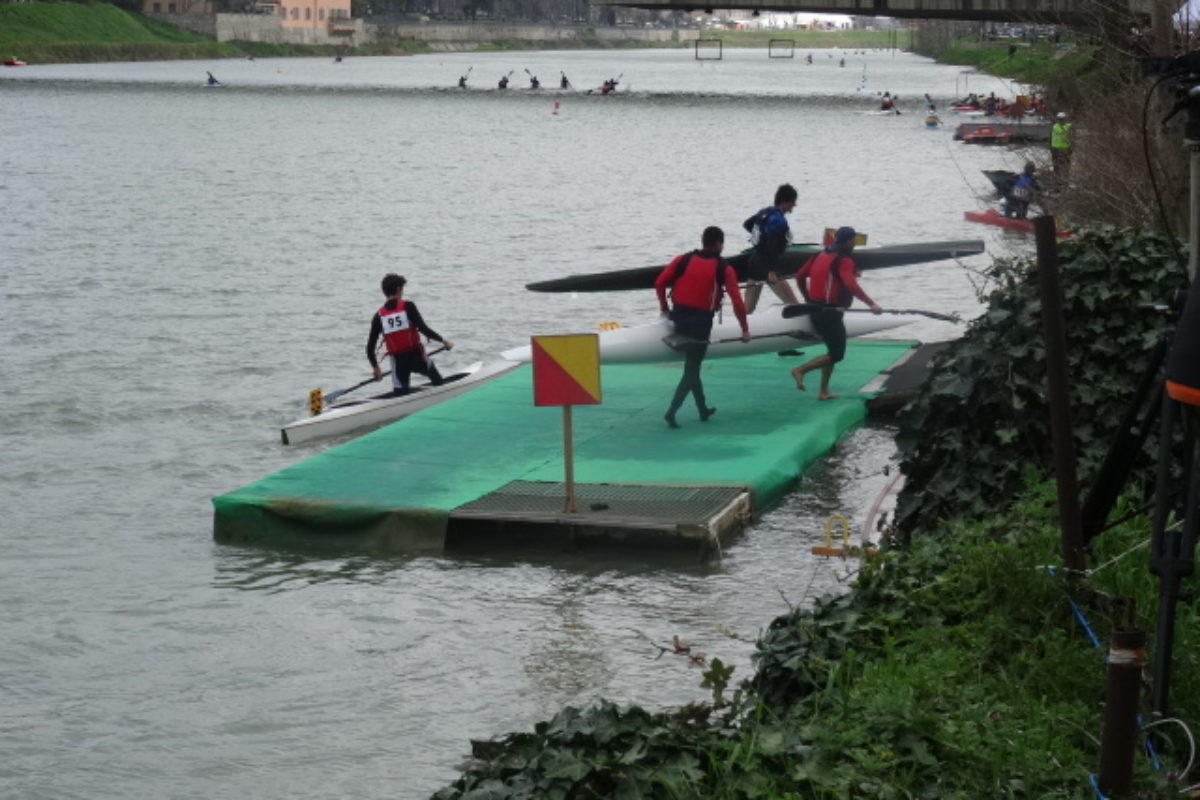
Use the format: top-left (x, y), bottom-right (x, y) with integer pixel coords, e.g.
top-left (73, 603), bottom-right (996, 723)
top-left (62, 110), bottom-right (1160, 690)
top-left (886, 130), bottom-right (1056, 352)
top-left (382, 311), bottom-right (411, 332)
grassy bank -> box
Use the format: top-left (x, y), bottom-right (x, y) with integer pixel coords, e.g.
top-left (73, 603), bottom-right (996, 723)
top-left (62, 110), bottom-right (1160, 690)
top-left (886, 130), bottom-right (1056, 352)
top-left (436, 482), bottom-right (1199, 799)
top-left (934, 38), bottom-right (1098, 84)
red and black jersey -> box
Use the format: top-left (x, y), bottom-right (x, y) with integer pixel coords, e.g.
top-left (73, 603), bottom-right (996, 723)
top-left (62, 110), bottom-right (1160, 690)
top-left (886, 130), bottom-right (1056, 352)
top-left (794, 251), bottom-right (875, 308)
top-left (366, 299), bottom-right (444, 367)
top-left (654, 249), bottom-right (749, 334)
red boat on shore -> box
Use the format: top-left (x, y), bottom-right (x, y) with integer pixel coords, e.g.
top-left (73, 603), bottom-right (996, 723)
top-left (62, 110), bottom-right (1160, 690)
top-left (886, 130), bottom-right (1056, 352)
top-left (964, 208), bottom-right (1070, 237)
top-left (4, 59), bottom-right (27, 66)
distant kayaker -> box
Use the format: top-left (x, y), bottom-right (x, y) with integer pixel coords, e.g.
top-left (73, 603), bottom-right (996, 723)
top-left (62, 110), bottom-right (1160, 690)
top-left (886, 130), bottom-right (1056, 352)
top-left (790, 226), bottom-right (883, 401)
top-left (206, 71), bottom-right (220, 86)
top-left (654, 226), bottom-right (750, 428)
top-left (529, 74), bottom-right (540, 89)
top-left (742, 183), bottom-right (801, 314)
top-left (1003, 161), bottom-right (1040, 219)
top-left (499, 74), bottom-right (509, 89)
top-left (458, 74), bottom-right (468, 89)
top-left (367, 274), bottom-right (454, 395)
top-left (560, 72), bottom-right (570, 89)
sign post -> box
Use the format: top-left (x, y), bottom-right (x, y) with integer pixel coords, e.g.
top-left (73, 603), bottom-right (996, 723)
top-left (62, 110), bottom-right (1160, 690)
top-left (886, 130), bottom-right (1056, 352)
top-left (531, 334), bottom-right (601, 513)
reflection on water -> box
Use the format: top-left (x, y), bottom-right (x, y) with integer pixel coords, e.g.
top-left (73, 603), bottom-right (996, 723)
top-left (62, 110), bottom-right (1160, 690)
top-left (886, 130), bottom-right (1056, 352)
top-left (0, 48), bottom-right (1025, 799)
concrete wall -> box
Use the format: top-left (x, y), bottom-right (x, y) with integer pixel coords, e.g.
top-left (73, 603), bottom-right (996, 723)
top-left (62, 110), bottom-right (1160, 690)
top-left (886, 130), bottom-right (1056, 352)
top-left (366, 22), bottom-right (694, 44)
top-left (150, 11), bottom-right (217, 37)
top-left (216, 12), bottom-right (363, 44)
top-left (201, 14), bottom-right (689, 45)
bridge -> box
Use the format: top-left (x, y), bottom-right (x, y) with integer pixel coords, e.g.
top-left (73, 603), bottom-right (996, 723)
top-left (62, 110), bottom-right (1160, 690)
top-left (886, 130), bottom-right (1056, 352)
top-left (590, 0), bottom-right (1154, 27)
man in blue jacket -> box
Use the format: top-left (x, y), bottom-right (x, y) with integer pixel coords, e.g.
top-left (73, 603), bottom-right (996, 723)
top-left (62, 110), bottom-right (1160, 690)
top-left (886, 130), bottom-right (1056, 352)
top-left (742, 183), bottom-right (801, 313)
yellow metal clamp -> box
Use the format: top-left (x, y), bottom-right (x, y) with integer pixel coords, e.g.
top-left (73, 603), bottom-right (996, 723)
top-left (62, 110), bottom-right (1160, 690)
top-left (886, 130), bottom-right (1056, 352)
top-left (309, 388), bottom-right (324, 417)
top-left (811, 513), bottom-right (877, 558)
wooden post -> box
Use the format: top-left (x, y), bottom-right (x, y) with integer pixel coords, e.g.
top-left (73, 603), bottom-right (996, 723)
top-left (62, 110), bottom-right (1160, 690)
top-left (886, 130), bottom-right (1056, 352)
top-left (1033, 216), bottom-right (1086, 571)
top-left (563, 405), bottom-right (576, 513)
top-left (1098, 627), bottom-right (1147, 796)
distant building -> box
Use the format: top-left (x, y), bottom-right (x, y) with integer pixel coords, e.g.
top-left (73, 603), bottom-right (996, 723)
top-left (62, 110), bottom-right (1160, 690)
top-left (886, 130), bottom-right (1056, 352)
top-left (144, 0), bottom-right (213, 13)
top-left (258, 0), bottom-right (354, 32)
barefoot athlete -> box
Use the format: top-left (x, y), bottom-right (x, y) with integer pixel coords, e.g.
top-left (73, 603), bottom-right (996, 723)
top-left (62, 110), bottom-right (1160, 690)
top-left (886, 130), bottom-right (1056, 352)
top-left (654, 227), bottom-right (751, 428)
top-left (790, 226), bottom-right (882, 400)
top-left (366, 274), bottom-right (453, 396)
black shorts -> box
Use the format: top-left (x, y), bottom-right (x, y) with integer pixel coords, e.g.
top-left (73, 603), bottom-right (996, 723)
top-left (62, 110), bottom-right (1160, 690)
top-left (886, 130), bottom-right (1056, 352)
top-left (745, 251), bottom-right (779, 283)
top-left (669, 305), bottom-right (714, 345)
top-left (810, 306), bottom-right (847, 363)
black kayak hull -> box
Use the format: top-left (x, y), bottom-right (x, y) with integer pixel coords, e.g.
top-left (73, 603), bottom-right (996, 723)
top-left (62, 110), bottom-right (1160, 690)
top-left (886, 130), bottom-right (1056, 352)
top-left (525, 239), bottom-right (986, 293)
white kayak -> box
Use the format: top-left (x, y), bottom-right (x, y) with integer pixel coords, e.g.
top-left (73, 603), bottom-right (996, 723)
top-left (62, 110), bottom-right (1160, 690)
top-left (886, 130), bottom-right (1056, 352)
top-left (281, 358), bottom-right (521, 445)
top-left (500, 306), bottom-right (910, 365)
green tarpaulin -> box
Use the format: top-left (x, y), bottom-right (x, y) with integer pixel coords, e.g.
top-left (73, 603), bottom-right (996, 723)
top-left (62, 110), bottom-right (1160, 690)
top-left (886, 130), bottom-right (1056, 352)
top-left (213, 340), bottom-right (913, 551)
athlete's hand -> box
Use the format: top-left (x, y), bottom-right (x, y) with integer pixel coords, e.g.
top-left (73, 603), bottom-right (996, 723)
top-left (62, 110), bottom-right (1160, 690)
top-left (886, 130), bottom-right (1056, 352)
top-left (373, 365), bottom-right (383, 381)
top-left (740, 331), bottom-right (751, 343)
top-left (869, 303), bottom-right (883, 315)
top-left (444, 340), bottom-right (454, 350)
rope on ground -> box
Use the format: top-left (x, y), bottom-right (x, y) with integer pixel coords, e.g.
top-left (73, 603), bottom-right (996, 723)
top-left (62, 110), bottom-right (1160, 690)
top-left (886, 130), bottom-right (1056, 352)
top-left (1143, 717), bottom-right (1197, 785)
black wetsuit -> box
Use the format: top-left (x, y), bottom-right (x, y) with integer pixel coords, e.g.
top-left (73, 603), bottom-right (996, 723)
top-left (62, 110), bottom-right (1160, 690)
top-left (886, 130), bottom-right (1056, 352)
top-left (366, 299), bottom-right (445, 393)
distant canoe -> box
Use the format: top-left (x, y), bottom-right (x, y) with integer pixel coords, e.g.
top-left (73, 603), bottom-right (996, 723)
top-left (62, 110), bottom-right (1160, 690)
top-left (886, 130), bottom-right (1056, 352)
top-left (525, 239), bottom-right (986, 293)
top-left (964, 208), bottom-right (1070, 237)
top-left (4, 59), bottom-right (27, 67)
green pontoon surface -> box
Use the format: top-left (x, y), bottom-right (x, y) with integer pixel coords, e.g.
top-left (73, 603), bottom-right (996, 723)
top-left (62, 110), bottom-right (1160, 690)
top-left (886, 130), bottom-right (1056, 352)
top-left (213, 340), bottom-right (914, 551)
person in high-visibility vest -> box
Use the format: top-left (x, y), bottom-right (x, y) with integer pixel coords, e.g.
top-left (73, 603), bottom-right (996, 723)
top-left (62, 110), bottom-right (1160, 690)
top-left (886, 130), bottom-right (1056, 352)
top-left (1051, 111), bottom-right (1073, 176)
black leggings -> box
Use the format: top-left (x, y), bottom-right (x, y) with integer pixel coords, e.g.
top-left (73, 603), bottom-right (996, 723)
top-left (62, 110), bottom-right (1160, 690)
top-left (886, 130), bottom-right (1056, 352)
top-left (390, 350), bottom-right (443, 393)
top-left (667, 308), bottom-right (713, 414)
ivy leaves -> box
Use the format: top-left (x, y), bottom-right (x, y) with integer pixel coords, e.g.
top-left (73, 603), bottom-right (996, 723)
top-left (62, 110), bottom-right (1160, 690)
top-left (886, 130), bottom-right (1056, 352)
top-left (893, 226), bottom-right (1186, 537)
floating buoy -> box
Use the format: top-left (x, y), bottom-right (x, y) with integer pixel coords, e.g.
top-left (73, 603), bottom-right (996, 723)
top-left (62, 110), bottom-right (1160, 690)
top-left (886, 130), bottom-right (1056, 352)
top-left (551, 100), bottom-right (560, 116)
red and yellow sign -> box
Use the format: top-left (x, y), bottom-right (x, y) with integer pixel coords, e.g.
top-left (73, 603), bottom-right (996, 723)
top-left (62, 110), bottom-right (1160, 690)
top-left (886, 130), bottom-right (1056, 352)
top-left (532, 333), bottom-right (601, 407)
top-left (821, 228), bottom-right (869, 248)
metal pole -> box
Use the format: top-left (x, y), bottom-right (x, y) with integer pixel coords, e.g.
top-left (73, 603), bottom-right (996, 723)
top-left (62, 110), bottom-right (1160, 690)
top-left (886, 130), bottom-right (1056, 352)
top-left (563, 404), bottom-right (576, 513)
top-left (1033, 216), bottom-right (1087, 572)
top-left (1189, 143), bottom-right (1200, 281)
top-left (1098, 627), bottom-right (1147, 796)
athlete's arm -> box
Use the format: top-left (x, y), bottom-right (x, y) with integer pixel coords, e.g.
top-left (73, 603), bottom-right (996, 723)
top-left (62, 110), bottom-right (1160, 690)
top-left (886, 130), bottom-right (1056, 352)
top-left (837, 259), bottom-right (879, 310)
top-left (654, 256), bottom-right (682, 316)
top-left (722, 264), bottom-right (750, 337)
top-left (367, 313), bottom-right (384, 378)
top-left (405, 302), bottom-right (446, 344)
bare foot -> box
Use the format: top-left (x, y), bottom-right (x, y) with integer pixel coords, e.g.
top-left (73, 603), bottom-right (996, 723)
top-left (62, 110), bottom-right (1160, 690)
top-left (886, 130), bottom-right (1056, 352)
top-left (818, 392), bottom-right (841, 401)
top-left (790, 366), bottom-right (806, 391)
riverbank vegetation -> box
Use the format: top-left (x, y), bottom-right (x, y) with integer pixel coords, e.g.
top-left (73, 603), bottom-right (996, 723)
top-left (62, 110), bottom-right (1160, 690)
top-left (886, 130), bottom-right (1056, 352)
top-left (435, 229), bottom-right (1199, 798)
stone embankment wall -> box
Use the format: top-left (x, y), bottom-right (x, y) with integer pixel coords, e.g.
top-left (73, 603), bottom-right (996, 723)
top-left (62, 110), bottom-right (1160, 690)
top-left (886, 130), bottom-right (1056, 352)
top-left (366, 22), bottom-right (692, 45)
top-left (150, 13), bottom-right (695, 46)
top-left (215, 13), bottom-right (363, 44)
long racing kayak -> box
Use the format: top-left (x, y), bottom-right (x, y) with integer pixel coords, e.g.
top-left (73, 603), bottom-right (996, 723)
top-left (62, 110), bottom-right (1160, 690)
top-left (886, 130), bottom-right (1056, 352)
top-left (501, 305), bottom-right (910, 365)
top-left (281, 358), bottom-right (522, 445)
top-left (525, 239), bottom-right (984, 293)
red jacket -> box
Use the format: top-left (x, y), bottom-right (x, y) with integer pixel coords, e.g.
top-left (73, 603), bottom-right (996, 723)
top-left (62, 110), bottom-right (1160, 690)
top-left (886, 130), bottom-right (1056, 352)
top-left (655, 250), bottom-right (749, 334)
top-left (378, 300), bottom-right (422, 354)
top-left (794, 251), bottom-right (875, 307)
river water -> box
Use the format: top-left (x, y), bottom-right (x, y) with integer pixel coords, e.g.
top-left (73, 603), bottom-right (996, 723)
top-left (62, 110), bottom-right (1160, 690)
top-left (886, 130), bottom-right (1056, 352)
top-left (2, 48), bottom-right (1025, 798)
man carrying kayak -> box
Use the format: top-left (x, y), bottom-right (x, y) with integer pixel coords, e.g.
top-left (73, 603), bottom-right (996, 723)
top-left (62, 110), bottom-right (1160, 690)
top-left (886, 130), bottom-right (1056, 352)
top-left (655, 226), bottom-right (750, 428)
top-left (742, 183), bottom-right (801, 313)
top-left (790, 226), bottom-right (882, 400)
top-left (367, 274), bottom-right (454, 395)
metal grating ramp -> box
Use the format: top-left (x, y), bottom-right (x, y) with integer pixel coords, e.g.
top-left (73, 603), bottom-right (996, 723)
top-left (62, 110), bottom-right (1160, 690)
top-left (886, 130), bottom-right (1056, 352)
top-left (447, 481), bottom-right (751, 556)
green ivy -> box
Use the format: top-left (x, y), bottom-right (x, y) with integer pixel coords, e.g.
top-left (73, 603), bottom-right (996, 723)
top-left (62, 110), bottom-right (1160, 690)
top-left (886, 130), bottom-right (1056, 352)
top-left (893, 226), bottom-right (1187, 537)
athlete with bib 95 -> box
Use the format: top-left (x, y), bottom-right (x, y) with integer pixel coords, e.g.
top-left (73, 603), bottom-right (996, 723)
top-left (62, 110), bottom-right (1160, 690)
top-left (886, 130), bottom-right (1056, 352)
top-left (366, 274), bottom-right (454, 396)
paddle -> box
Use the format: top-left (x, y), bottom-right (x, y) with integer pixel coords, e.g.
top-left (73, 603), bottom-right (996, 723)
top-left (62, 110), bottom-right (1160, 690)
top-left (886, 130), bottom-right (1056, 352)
top-left (782, 304), bottom-right (960, 323)
top-left (319, 345), bottom-right (449, 407)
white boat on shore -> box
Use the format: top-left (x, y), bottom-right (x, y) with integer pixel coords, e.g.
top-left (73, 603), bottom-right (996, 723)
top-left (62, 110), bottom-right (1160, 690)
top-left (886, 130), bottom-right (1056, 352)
top-left (501, 305), bottom-right (910, 365)
top-left (281, 359), bottom-right (522, 445)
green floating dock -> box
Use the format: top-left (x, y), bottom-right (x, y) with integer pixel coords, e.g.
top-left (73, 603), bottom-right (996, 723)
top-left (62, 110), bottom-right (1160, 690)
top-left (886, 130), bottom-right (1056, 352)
top-left (213, 340), bottom-right (914, 553)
